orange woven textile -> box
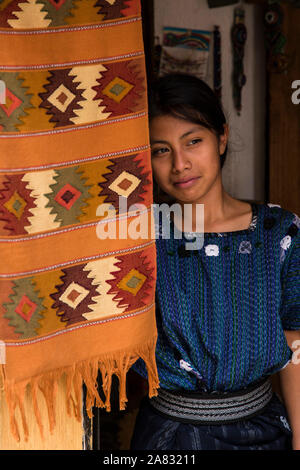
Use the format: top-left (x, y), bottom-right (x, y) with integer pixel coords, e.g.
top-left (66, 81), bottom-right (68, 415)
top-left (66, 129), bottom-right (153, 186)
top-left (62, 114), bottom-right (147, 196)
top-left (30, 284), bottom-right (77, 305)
top-left (0, 0), bottom-right (158, 442)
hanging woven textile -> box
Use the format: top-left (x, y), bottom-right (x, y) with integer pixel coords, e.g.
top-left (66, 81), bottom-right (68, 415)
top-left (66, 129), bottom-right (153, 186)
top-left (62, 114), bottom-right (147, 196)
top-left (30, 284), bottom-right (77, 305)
top-left (159, 27), bottom-right (211, 82)
top-left (0, 0), bottom-right (158, 442)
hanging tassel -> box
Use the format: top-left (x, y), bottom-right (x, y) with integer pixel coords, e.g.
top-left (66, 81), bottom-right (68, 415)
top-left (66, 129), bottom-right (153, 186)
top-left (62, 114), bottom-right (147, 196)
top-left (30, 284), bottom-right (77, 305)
top-left (31, 379), bottom-right (44, 440)
top-left (38, 373), bottom-right (58, 434)
top-left (2, 338), bottom-right (159, 442)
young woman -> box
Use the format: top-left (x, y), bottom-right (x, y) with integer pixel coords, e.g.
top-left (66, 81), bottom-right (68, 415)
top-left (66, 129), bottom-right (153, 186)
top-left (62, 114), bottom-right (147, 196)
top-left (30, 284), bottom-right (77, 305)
top-left (130, 74), bottom-right (300, 450)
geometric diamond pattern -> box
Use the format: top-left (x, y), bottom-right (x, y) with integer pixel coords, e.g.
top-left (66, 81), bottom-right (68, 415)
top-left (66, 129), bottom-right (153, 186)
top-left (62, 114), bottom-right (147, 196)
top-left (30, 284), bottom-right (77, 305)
top-left (92, 58), bottom-right (145, 117)
top-left (0, 72), bottom-right (34, 132)
top-left (15, 294), bottom-right (37, 322)
top-left (54, 183), bottom-right (82, 210)
top-left (103, 76), bottom-right (134, 104)
top-left (50, 264), bottom-right (100, 325)
top-left (0, 57), bottom-right (145, 132)
top-left (47, 83), bottom-right (76, 112)
top-left (107, 250), bottom-right (155, 311)
top-left (39, 68), bottom-right (84, 128)
top-left (3, 191), bottom-right (27, 219)
top-left (1, 246), bottom-right (155, 338)
top-left (98, 153), bottom-right (151, 212)
top-left (117, 268), bottom-right (146, 296)
top-left (0, 88), bottom-right (22, 117)
top-left (108, 170), bottom-right (141, 198)
top-left (44, 167), bottom-right (90, 227)
top-left (3, 277), bottom-right (46, 339)
top-left (59, 281), bottom-right (90, 309)
top-left (0, 153), bottom-right (151, 236)
top-left (0, 174), bottom-right (36, 235)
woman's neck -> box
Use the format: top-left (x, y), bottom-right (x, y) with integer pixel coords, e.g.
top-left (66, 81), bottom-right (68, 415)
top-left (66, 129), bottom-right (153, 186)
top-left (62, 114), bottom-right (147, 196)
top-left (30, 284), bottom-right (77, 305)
top-left (174, 188), bottom-right (230, 232)
top-left (173, 192), bottom-right (252, 233)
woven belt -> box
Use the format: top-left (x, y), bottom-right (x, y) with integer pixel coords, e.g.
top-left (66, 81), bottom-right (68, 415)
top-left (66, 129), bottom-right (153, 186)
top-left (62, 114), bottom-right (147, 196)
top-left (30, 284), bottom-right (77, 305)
top-left (149, 378), bottom-right (273, 425)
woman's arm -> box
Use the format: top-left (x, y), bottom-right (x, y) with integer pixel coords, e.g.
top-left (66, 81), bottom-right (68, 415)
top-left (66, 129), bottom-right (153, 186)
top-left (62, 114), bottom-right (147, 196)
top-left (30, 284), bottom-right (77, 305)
top-left (279, 330), bottom-right (300, 450)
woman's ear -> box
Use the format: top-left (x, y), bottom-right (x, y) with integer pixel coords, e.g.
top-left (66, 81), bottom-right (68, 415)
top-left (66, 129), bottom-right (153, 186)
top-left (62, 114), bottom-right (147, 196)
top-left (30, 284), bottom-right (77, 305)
top-left (219, 124), bottom-right (229, 155)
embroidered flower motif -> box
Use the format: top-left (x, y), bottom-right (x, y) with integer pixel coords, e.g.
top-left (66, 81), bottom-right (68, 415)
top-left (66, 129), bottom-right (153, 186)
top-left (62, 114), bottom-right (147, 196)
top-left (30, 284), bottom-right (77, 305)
top-left (179, 359), bottom-right (208, 391)
top-left (238, 240), bottom-right (252, 254)
top-left (280, 235), bottom-right (292, 251)
top-left (205, 244), bottom-right (219, 256)
top-left (179, 359), bottom-right (194, 373)
top-left (280, 416), bottom-right (291, 432)
top-left (183, 231), bottom-right (196, 241)
top-left (293, 213), bottom-right (300, 229)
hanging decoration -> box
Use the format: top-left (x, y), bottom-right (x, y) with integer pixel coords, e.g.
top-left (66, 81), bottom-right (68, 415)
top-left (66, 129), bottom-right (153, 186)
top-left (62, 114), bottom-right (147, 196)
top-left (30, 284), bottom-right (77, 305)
top-left (213, 25), bottom-right (222, 100)
top-left (263, 1), bottom-right (291, 73)
top-left (208, 0), bottom-right (238, 7)
top-left (231, 7), bottom-right (247, 115)
top-left (158, 27), bottom-right (211, 82)
top-left (286, 0), bottom-right (300, 6)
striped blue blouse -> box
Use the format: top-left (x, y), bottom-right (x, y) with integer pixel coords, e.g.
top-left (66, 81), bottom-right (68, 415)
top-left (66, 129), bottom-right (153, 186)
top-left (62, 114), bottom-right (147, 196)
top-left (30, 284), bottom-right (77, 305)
top-left (133, 202), bottom-right (300, 392)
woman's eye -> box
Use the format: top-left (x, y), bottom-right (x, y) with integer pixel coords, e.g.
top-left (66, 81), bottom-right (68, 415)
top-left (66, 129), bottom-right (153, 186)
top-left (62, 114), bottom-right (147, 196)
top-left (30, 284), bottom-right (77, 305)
top-left (151, 147), bottom-right (169, 157)
top-left (188, 138), bottom-right (202, 146)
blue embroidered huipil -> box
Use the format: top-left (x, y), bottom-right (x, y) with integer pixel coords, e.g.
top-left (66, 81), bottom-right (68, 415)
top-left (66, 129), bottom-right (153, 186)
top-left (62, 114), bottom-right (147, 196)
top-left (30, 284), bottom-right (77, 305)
top-left (133, 203), bottom-right (300, 392)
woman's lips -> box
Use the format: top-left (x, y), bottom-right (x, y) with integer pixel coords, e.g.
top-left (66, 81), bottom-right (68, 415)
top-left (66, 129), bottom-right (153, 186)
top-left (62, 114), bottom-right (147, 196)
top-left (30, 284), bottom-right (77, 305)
top-left (173, 177), bottom-right (200, 188)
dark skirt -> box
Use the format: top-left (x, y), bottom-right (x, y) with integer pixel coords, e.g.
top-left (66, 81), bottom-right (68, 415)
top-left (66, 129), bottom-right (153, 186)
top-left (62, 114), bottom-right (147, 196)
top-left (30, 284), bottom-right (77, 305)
top-left (130, 392), bottom-right (293, 450)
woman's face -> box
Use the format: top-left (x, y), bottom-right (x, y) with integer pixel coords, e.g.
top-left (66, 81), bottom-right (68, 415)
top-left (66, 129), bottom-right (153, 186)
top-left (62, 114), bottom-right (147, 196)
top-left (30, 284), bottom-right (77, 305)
top-left (150, 114), bottom-right (228, 206)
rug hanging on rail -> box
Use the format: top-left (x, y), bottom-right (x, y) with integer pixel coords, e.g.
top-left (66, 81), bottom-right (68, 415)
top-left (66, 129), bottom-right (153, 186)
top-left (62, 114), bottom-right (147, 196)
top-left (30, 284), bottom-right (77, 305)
top-left (0, 0), bottom-right (158, 442)
top-left (159, 26), bottom-right (211, 82)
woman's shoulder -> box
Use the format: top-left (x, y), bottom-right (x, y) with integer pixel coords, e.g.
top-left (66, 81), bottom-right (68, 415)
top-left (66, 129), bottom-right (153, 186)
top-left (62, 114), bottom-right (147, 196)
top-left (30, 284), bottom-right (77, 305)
top-left (255, 203), bottom-right (299, 261)
top-left (255, 202), bottom-right (299, 233)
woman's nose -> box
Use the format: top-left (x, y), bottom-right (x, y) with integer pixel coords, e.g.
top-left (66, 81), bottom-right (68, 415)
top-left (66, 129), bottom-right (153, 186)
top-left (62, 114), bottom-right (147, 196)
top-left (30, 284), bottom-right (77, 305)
top-left (172, 148), bottom-right (190, 173)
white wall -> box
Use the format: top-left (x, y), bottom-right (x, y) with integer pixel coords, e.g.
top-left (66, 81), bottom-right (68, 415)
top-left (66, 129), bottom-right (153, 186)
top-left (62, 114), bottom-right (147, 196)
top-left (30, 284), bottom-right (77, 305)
top-left (154, 0), bottom-right (266, 202)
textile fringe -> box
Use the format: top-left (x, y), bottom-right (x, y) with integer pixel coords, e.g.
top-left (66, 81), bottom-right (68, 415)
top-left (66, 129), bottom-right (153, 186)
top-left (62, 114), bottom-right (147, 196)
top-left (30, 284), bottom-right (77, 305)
top-left (1, 338), bottom-right (159, 442)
